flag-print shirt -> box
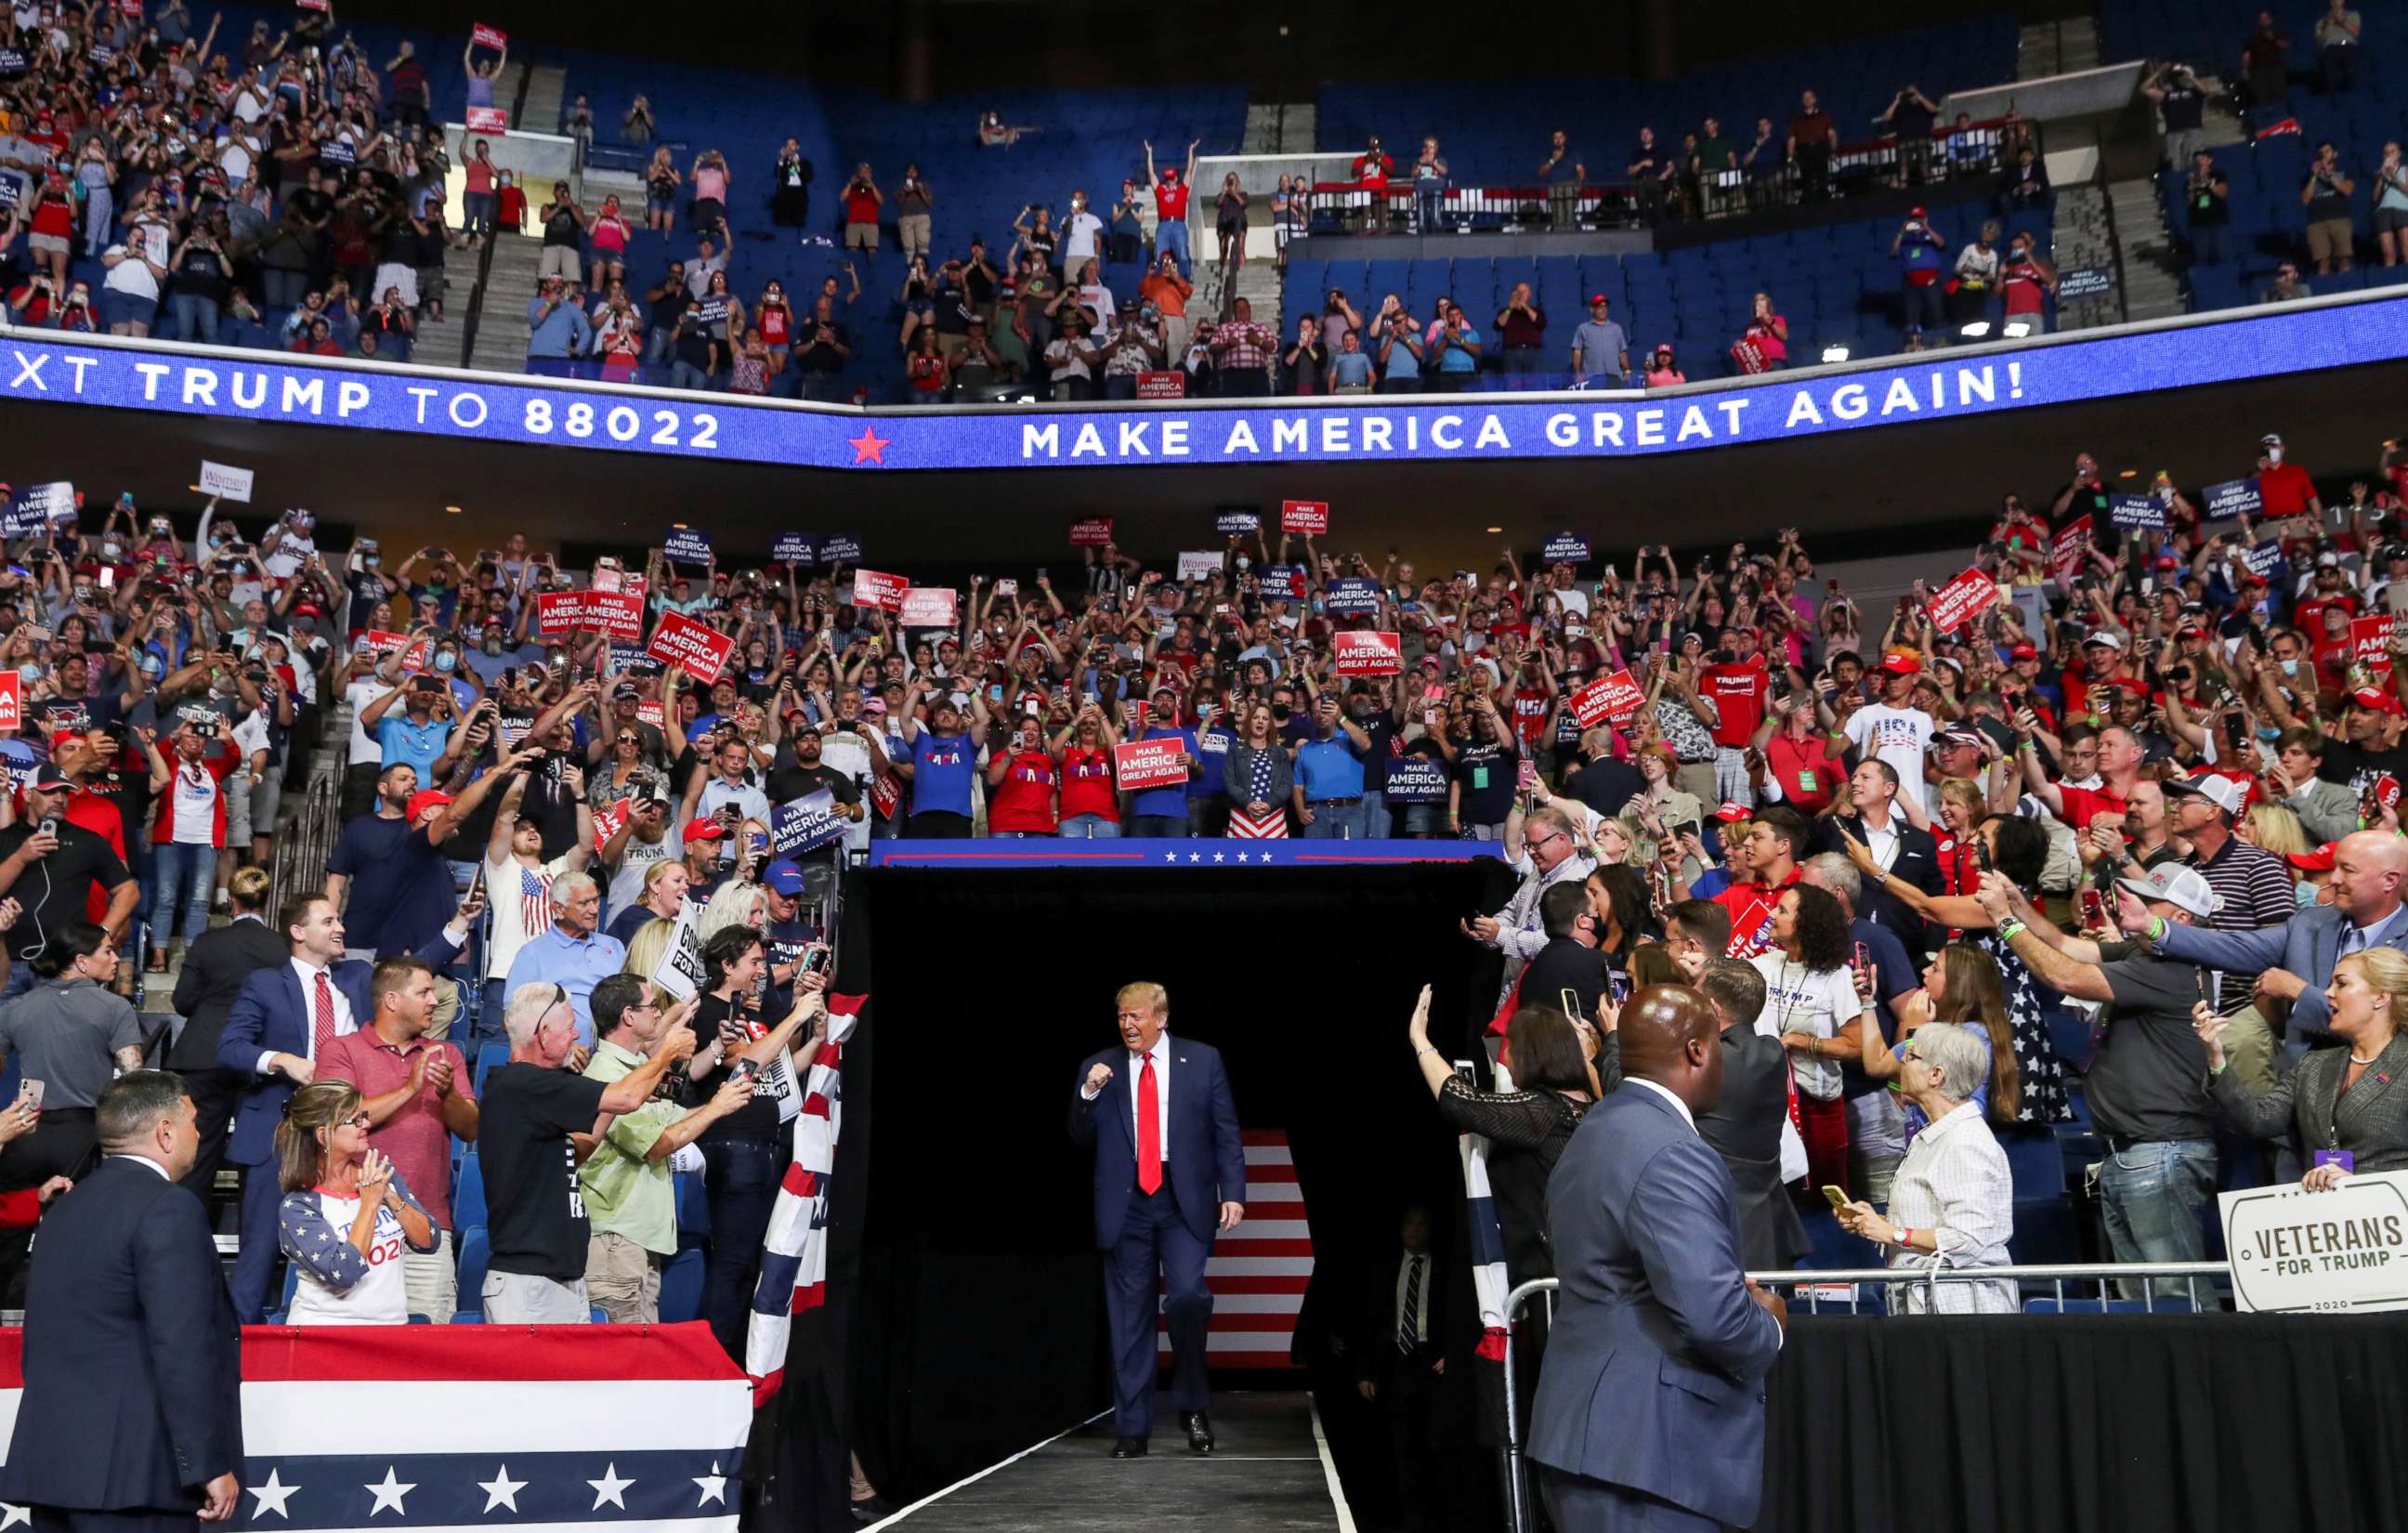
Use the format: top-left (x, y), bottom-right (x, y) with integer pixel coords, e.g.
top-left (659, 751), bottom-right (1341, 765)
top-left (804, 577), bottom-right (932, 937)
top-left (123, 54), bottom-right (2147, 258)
top-left (483, 851), bottom-right (574, 981)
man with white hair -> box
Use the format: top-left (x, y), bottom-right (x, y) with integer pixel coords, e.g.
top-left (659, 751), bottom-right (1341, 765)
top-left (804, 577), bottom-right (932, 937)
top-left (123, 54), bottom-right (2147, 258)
top-left (478, 981), bottom-right (694, 1323)
top-left (501, 871), bottom-right (625, 1047)
top-left (1462, 805), bottom-right (1598, 1013)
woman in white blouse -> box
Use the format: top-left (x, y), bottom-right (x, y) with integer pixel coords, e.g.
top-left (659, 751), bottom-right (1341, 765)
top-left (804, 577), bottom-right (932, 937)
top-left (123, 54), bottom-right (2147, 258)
top-left (1835, 1023), bottom-right (2016, 1313)
top-left (274, 1081), bottom-right (438, 1325)
top-left (1749, 883), bottom-right (1869, 1196)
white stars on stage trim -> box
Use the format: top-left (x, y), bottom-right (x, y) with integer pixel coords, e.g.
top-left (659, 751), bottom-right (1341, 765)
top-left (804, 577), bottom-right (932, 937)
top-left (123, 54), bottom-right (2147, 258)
top-left (364, 1466), bottom-right (416, 1516)
top-left (0, 1502), bottom-right (30, 1530)
top-left (587, 1462), bottom-right (636, 1511)
top-left (692, 1461), bottom-right (728, 1507)
top-left (247, 1470), bottom-right (299, 1519)
top-left (478, 1465), bottom-right (530, 1513)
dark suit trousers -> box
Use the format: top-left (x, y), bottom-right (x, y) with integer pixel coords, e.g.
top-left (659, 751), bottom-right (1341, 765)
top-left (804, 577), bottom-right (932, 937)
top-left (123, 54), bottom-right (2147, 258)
top-left (0, 1110), bottom-right (99, 1305)
top-left (177, 1068), bottom-right (246, 1202)
top-left (230, 1149), bottom-right (282, 1323)
top-left (1375, 1344), bottom-right (1446, 1533)
top-left (33, 1507), bottom-right (199, 1533)
top-left (1105, 1177), bottom-right (1211, 1437)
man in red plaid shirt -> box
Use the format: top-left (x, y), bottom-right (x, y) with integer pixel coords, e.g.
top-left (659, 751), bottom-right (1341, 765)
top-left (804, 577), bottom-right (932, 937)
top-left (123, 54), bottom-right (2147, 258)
top-left (1211, 297), bottom-right (1276, 396)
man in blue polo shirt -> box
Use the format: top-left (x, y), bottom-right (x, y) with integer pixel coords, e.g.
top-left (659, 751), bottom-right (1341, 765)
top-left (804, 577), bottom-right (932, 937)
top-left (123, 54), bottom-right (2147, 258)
top-left (1126, 687), bottom-right (1200, 837)
top-left (896, 680), bottom-right (990, 838)
top-left (358, 675), bottom-right (454, 780)
top-left (1294, 691), bottom-right (1373, 839)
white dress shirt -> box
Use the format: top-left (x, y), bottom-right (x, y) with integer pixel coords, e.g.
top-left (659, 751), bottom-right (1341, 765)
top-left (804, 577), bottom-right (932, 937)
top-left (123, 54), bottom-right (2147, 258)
top-left (1885, 1098), bottom-right (2015, 1314)
top-left (108, 1152), bottom-right (171, 1180)
top-left (257, 956), bottom-right (358, 1075)
top-left (1625, 1075), bottom-right (1696, 1132)
top-left (1081, 1035), bottom-right (1172, 1162)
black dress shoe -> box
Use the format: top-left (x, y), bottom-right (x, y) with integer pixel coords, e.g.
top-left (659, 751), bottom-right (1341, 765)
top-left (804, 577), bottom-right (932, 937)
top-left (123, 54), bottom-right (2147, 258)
top-left (1110, 1435), bottom-right (1148, 1459)
top-left (847, 1494), bottom-right (895, 1523)
top-left (1180, 1410), bottom-right (1214, 1454)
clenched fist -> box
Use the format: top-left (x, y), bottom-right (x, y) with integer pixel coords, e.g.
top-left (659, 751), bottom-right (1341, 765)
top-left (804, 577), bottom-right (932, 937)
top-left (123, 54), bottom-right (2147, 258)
top-left (1085, 1062), bottom-right (1115, 1094)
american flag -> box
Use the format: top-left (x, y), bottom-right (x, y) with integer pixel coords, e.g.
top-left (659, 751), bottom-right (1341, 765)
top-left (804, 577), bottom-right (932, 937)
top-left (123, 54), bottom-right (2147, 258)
top-left (519, 864), bottom-right (556, 938)
top-left (1225, 808), bottom-right (1289, 839)
top-left (743, 992), bottom-right (864, 1405)
top-left (1158, 1131), bottom-right (1311, 1369)
top-left (0, 1325), bottom-right (752, 1533)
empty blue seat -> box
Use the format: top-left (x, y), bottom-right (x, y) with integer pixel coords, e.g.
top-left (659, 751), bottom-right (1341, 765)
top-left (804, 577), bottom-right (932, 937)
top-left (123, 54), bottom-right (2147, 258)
top-left (661, 1248), bottom-right (706, 1323)
top-left (453, 1153), bottom-right (487, 1231)
top-left (457, 1224), bottom-right (491, 1303)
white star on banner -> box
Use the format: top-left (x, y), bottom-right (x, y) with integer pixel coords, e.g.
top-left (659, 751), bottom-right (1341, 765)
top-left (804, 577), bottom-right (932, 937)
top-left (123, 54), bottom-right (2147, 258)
top-left (1187, 852), bottom-right (1201, 862)
top-left (693, 1461), bottom-right (727, 1507)
top-left (1234, 851), bottom-right (1250, 862)
top-left (588, 1463), bottom-right (635, 1511)
top-left (0, 1503), bottom-right (31, 1530)
top-left (1211, 851), bottom-right (1224, 862)
top-left (478, 1466), bottom-right (529, 1513)
top-left (246, 1470), bottom-right (299, 1520)
top-left (364, 1467), bottom-right (415, 1517)
top-left (1161, 851), bottom-right (1178, 862)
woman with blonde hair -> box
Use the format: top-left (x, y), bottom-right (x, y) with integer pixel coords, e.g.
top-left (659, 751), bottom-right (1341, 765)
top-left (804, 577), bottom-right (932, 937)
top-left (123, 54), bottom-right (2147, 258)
top-left (2239, 800), bottom-right (2310, 858)
top-left (274, 1080), bottom-right (437, 1324)
top-left (700, 876), bottom-right (770, 942)
top-left (2199, 947), bottom-right (2408, 1185)
top-left (1933, 778), bottom-right (1989, 898)
top-left (622, 917), bottom-right (677, 986)
top-left (1859, 942), bottom-right (2022, 1128)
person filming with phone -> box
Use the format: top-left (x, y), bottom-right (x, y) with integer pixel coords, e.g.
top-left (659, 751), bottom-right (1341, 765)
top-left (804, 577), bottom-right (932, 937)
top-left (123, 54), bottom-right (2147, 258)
top-left (0, 768), bottom-right (139, 1005)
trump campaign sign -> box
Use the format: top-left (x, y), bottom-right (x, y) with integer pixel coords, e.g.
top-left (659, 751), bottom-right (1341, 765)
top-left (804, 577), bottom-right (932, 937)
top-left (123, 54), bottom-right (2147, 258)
top-left (2353, 615), bottom-right (2399, 679)
top-left (647, 612), bottom-right (734, 682)
top-left (2222, 1171), bottom-right (2408, 1313)
top-left (1569, 669), bottom-right (1644, 727)
top-left (536, 589), bottom-right (645, 639)
top-left (464, 106), bottom-right (510, 135)
top-left (1114, 737), bottom-right (1190, 791)
top-left (1331, 631), bottom-right (1401, 675)
top-left (1068, 518), bottom-right (1114, 546)
top-left (1280, 499), bottom-right (1329, 535)
top-left (0, 673), bottom-right (20, 731)
top-left (1923, 567), bottom-right (2000, 634)
top-left (851, 570), bottom-right (909, 611)
top-left (896, 586), bottom-right (958, 628)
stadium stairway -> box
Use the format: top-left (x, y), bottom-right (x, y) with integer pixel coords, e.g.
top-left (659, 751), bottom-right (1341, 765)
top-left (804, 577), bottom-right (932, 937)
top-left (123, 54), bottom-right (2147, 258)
top-left (2107, 176), bottom-right (2187, 322)
top-left (520, 64), bottom-right (569, 142)
top-left (466, 236), bottom-right (551, 374)
top-left (408, 241), bottom-right (491, 371)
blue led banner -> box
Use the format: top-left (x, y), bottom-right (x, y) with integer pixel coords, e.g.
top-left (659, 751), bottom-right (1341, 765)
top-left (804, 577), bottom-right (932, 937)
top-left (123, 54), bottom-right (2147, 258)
top-left (4, 296), bottom-right (2402, 473)
top-left (867, 838), bottom-right (1491, 869)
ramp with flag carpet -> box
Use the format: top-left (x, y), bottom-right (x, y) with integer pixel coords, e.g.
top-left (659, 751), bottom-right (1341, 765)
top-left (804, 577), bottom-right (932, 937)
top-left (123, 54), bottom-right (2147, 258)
top-left (864, 1391), bottom-right (1348, 1533)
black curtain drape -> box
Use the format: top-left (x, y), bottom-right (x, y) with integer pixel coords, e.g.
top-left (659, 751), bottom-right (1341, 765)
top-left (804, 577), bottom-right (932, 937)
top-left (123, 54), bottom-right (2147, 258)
top-left (845, 861), bottom-right (1507, 1501)
top-left (1761, 1314), bottom-right (2408, 1533)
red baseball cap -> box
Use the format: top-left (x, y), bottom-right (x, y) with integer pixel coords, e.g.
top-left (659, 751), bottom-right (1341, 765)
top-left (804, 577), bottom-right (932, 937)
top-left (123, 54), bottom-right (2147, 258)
top-left (1712, 801), bottom-right (1753, 823)
top-left (2288, 842), bottom-right (2338, 872)
top-left (2009, 643), bottom-right (2038, 661)
top-left (1878, 649), bottom-right (1919, 675)
top-left (2351, 686), bottom-right (2402, 714)
top-left (683, 817), bottom-right (729, 843)
top-left (405, 789), bottom-right (454, 822)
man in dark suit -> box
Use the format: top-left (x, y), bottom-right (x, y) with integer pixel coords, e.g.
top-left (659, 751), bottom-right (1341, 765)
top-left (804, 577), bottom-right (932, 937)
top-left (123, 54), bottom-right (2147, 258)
top-left (1814, 757), bottom-right (1943, 948)
top-left (166, 867), bottom-right (289, 1200)
top-left (1529, 985), bottom-right (1786, 1532)
top-left (1516, 884), bottom-right (1607, 1025)
top-left (1356, 1205), bottom-right (1459, 1533)
top-left (215, 892), bottom-right (378, 1323)
top-left (1693, 959), bottom-right (1807, 1271)
top-left (1068, 980), bottom-right (1246, 1459)
top-left (0, 1070), bottom-right (241, 1533)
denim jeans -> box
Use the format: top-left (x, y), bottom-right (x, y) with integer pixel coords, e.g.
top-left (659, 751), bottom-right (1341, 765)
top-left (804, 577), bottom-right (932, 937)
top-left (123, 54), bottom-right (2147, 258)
top-left (699, 1137), bottom-right (780, 1359)
top-left (2191, 223), bottom-right (2228, 266)
top-left (1126, 814), bottom-right (1185, 838)
top-left (1417, 186), bottom-right (1446, 233)
top-left (1302, 799), bottom-right (1364, 838)
top-left (174, 294), bottom-right (221, 344)
top-left (671, 360), bottom-right (713, 391)
top-left (2098, 1136), bottom-right (2217, 1300)
top-left (463, 190), bottom-right (497, 238)
top-left (1059, 814), bottom-right (1119, 839)
top-left (149, 841), bottom-right (216, 950)
top-left (1157, 217), bottom-right (1190, 278)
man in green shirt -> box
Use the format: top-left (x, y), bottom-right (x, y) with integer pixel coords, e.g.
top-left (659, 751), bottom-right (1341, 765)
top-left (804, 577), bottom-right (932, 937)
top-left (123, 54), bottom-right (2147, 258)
top-left (579, 974), bottom-right (752, 1322)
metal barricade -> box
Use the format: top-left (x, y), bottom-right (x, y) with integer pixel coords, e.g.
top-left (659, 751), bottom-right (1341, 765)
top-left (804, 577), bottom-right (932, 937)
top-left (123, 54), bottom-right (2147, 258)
top-left (267, 772), bottom-right (341, 924)
top-left (1499, 1261), bottom-right (2229, 1533)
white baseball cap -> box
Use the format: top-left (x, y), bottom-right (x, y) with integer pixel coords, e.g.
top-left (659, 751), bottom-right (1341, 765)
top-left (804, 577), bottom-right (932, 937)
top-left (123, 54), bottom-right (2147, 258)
top-left (2115, 863), bottom-right (2222, 920)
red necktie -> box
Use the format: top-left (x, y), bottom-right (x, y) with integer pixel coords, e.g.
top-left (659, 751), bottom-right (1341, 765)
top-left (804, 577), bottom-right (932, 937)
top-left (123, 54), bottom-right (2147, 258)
top-left (313, 972), bottom-right (338, 1061)
top-left (1136, 1053), bottom-right (1163, 1196)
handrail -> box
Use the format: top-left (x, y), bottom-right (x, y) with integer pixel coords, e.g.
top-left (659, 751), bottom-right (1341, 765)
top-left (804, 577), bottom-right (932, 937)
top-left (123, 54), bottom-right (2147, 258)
top-left (1498, 1262), bottom-right (2231, 1533)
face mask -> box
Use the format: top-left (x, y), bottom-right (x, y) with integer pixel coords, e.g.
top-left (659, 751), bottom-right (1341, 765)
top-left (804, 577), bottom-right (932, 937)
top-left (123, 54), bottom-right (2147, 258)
top-left (2280, 658), bottom-right (2301, 676)
top-left (101, 542), bottom-right (121, 559)
top-left (435, 650), bottom-right (456, 672)
top-left (364, 555), bottom-right (380, 568)
top-left (1235, 557), bottom-right (1250, 570)
top-left (2267, 447), bottom-right (2284, 464)
top-left (2297, 879), bottom-right (2322, 909)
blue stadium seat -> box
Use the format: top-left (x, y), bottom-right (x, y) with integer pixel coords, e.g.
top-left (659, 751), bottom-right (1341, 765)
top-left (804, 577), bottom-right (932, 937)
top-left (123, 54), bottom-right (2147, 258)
top-left (675, 1171), bottom-right (712, 1239)
top-left (661, 1247), bottom-right (706, 1323)
top-left (457, 1224), bottom-right (491, 1304)
top-left (2023, 1296), bottom-right (2197, 1315)
top-left (453, 1310), bottom-right (486, 1323)
top-left (453, 1153), bottom-right (487, 1232)
top-left (1997, 1123), bottom-right (2082, 1266)
top-left (475, 1042), bottom-right (510, 1089)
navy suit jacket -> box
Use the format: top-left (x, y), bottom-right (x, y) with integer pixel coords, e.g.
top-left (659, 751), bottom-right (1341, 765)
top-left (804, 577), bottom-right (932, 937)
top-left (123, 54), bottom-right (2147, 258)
top-left (216, 957), bottom-right (379, 1166)
top-left (1528, 1084), bottom-right (1785, 1529)
top-left (2153, 901), bottom-right (2408, 1036)
top-left (1067, 1035), bottom-right (1246, 1247)
top-left (0, 1156), bottom-right (242, 1511)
